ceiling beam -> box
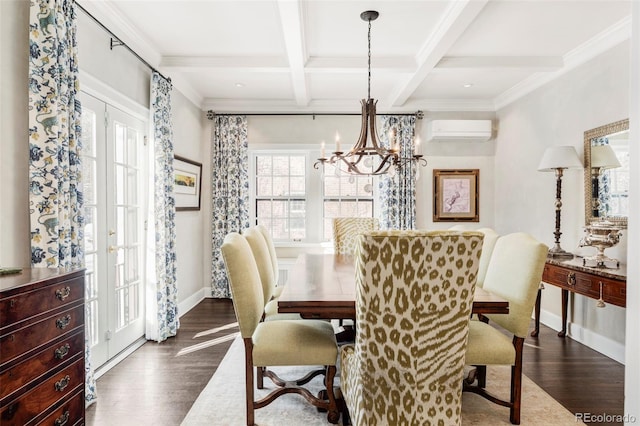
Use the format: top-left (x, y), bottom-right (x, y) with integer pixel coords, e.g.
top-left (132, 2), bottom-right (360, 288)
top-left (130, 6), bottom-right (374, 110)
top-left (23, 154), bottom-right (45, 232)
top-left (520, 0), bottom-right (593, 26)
top-left (436, 56), bottom-right (564, 71)
top-left (277, 0), bottom-right (309, 107)
top-left (389, 0), bottom-right (489, 107)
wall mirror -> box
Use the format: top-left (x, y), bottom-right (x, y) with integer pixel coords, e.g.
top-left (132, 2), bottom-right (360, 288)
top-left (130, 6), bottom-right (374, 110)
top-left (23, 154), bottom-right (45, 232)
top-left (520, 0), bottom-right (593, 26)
top-left (583, 118), bottom-right (629, 228)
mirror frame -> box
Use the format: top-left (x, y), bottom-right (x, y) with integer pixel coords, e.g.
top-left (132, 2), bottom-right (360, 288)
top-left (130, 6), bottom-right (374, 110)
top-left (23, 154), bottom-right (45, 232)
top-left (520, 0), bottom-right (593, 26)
top-left (583, 118), bottom-right (628, 229)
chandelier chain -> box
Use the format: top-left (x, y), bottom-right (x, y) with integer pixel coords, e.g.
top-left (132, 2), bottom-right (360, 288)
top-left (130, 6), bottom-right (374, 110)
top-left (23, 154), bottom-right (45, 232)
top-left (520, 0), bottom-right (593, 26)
top-left (367, 17), bottom-right (372, 100)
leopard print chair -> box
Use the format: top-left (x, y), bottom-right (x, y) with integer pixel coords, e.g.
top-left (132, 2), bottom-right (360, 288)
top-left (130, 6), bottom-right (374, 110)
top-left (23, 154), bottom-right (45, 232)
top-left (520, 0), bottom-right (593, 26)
top-left (340, 230), bottom-right (484, 426)
top-left (332, 217), bottom-right (380, 255)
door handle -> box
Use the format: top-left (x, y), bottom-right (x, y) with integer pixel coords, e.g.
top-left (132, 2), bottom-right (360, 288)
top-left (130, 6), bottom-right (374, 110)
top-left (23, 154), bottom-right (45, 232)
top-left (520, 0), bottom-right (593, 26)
top-left (108, 245), bottom-right (118, 253)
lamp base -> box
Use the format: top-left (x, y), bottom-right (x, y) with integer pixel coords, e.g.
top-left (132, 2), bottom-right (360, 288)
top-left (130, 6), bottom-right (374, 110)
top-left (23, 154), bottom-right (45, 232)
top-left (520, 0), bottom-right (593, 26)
top-left (547, 245), bottom-right (574, 259)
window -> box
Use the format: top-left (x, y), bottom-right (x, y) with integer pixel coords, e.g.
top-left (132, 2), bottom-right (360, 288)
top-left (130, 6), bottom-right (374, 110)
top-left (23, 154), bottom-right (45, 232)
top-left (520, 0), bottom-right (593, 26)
top-left (254, 154), bottom-right (307, 241)
top-left (251, 150), bottom-right (376, 243)
top-left (322, 163), bottom-right (374, 240)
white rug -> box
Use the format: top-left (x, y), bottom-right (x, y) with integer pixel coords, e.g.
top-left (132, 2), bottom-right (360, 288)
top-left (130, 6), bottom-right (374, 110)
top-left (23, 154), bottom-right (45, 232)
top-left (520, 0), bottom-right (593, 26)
top-left (182, 337), bottom-right (581, 425)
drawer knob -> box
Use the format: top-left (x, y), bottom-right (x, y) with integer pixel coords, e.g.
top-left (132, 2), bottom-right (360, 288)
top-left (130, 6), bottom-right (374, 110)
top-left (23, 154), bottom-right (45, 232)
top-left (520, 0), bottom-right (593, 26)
top-left (55, 343), bottom-right (71, 360)
top-left (55, 410), bottom-right (70, 426)
top-left (566, 272), bottom-right (576, 286)
top-left (56, 314), bottom-right (72, 330)
top-left (55, 286), bottom-right (71, 301)
top-left (55, 374), bottom-right (71, 392)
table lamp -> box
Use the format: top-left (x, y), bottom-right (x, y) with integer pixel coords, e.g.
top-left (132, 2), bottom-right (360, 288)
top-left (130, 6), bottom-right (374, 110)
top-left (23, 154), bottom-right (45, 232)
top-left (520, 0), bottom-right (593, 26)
top-left (590, 144), bottom-right (621, 217)
top-left (538, 146), bottom-right (583, 258)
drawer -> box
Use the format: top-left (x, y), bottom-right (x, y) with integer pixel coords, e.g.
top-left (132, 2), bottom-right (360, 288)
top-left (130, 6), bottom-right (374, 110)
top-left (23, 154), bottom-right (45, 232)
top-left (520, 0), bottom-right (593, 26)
top-left (0, 359), bottom-right (83, 425)
top-left (0, 305), bottom-right (84, 366)
top-left (543, 263), bottom-right (626, 308)
top-left (0, 331), bottom-right (84, 401)
top-left (0, 275), bottom-right (84, 328)
top-left (601, 278), bottom-right (625, 308)
top-left (34, 389), bottom-right (84, 426)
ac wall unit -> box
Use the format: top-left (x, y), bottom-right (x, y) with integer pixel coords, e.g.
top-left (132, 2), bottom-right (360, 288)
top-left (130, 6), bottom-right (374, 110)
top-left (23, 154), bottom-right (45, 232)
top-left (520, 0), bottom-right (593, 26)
top-left (427, 119), bottom-right (492, 142)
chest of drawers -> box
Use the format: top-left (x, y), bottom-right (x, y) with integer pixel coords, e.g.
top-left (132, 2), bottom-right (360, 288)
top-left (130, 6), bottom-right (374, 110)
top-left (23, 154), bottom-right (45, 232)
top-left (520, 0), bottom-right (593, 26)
top-left (0, 268), bottom-right (85, 426)
top-left (532, 257), bottom-right (626, 338)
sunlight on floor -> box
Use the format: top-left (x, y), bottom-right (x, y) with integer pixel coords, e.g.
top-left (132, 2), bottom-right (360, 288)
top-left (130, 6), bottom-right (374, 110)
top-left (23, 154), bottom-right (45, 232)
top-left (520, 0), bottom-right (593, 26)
top-left (176, 331), bottom-right (239, 357)
top-left (193, 321), bottom-right (239, 338)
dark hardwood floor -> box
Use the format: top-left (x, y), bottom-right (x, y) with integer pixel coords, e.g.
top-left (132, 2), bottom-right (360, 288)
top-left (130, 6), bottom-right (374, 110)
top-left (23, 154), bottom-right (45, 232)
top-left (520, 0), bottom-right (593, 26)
top-left (86, 299), bottom-right (625, 425)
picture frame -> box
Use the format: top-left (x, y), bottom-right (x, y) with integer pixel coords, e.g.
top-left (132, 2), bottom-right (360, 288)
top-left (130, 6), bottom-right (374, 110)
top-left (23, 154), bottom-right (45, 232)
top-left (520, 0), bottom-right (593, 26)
top-left (173, 155), bottom-right (202, 211)
top-left (433, 169), bottom-right (479, 222)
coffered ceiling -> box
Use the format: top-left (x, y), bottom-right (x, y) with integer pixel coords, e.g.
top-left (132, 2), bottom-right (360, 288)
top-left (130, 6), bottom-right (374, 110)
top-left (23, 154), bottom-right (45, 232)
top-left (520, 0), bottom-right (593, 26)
top-left (77, 0), bottom-right (632, 113)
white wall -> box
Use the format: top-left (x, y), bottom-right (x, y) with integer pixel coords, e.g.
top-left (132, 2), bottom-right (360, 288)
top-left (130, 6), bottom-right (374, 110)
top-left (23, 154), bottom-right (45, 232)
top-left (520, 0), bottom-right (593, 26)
top-left (0, 1), bottom-right (208, 312)
top-left (496, 41), bottom-right (630, 355)
top-left (625, 3), bottom-right (640, 421)
top-left (0, 1), bottom-right (30, 266)
top-left (172, 91), bottom-right (209, 312)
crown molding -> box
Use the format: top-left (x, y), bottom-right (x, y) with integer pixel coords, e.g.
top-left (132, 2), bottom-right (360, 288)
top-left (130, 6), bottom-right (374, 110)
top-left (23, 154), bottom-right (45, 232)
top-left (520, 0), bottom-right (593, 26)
top-left (494, 16), bottom-right (631, 111)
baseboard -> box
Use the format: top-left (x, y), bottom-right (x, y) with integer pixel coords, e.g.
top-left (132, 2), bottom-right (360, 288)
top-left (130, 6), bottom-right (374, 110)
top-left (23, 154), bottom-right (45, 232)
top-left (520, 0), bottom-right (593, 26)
top-left (178, 288), bottom-right (205, 317)
top-left (538, 309), bottom-right (625, 364)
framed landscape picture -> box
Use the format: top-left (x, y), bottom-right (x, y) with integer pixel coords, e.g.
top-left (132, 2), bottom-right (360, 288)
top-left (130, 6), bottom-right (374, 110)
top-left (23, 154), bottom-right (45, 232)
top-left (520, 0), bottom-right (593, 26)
top-left (433, 169), bottom-right (479, 222)
top-left (173, 155), bottom-right (202, 211)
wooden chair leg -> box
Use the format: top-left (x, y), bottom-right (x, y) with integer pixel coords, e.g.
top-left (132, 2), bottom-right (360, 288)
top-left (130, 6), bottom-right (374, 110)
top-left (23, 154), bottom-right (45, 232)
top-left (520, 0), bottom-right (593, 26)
top-left (477, 365), bottom-right (487, 388)
top-left (324, 365), bottom-right (340, 424)
top-left (257, 366), bottom-right (264, 389)
top-left (244, 338), bottom-right (255, 426)
top-left (510, 337), bottom-right (524, 425)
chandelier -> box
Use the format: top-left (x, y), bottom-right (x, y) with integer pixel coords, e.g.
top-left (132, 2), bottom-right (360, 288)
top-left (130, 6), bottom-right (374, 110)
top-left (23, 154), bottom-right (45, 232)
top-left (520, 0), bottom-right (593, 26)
top-left (314, 10), bottom-right (427, 177)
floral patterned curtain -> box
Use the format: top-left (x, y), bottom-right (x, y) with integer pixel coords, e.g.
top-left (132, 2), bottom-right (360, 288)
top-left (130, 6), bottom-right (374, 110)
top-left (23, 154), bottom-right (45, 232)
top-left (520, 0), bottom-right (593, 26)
top-left (27, 0), bottom-right (96, 406)
top-left (146, 72), bottom-right (179, 342)
top-left (211, 115), bottom-right (249, 298)
top-left (378, 115), bottom-right (417, 230)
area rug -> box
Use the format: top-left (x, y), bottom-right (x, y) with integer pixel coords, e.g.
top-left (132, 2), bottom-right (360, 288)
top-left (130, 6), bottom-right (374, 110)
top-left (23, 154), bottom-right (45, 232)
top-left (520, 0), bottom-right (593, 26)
top-left (182, 337), bottom-right (582, 425)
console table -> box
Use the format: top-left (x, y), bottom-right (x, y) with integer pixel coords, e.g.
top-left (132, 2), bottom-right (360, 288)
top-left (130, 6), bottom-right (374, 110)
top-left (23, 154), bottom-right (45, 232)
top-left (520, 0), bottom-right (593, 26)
top-left (532, 257), bottom-right (626, 338)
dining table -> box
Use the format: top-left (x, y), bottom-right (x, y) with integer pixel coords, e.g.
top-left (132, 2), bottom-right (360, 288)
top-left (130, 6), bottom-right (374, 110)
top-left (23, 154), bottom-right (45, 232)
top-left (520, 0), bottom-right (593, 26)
top-left (278, 253), bottom-right (509, 320)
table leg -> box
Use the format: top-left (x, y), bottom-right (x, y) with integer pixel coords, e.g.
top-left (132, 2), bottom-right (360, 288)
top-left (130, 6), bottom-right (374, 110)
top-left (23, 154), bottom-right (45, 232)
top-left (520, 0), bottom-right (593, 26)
top-left (531, 288), bottom-right (542, 337)
top-left (558, 288), bottom-right (568, 337)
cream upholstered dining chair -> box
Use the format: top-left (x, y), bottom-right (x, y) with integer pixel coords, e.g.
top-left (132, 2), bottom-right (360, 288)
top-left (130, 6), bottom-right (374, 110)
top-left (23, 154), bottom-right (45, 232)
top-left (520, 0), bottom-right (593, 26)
top-left (463, 232), bottom-right (548, 425)
top-left (340, 230), bottom-right (484, 426)
top-left (243, 227), bottom-right (299, 322)
top-left (255, 224), bottom-right (285, 298)
top-left (221, 233), bottom-right (340, 426)
top-left (332, 217), bottom-right (379, 255)
top-left (448, 225), bottom-right (499, 288)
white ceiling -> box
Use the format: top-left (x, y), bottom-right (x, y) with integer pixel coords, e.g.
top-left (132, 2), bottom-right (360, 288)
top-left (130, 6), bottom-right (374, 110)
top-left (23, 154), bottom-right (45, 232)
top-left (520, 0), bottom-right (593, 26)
top-left (78, 0), bottom-right (632, 113)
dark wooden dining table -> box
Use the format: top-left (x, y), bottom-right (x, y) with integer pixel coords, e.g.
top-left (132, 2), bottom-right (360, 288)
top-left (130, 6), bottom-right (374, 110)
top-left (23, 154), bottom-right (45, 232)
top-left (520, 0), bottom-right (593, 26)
top-left (278, 253), bottom-right (509, 320)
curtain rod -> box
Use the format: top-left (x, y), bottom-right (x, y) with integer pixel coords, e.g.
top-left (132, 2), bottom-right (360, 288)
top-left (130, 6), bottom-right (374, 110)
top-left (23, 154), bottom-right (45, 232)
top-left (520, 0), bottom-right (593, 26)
top-left (207, 111), bottom-right (424, 120)
top-left (75, 2), bottom-right (171, 83)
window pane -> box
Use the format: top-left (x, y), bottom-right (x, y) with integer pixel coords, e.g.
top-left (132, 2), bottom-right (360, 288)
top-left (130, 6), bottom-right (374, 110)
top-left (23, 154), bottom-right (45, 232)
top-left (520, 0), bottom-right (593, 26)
top-left (273, 177), bottom-right (289, 196)
top-left (290, 156), bottom-right (305, 175)
top-left (290, 200), bottom-right (305, 218)
top-left (341, 178), bottom-right (357, 196)
top-left (256, 156), bottom-right (272, 176)
top-left (273, 156), bottom-right (289, 176)
top-left (290, 177), bottom-right (305, 195)
top-left (256, 200), bottom-right (271, 218)
top-left (256, 177), bottom-right (272, 196)
top-left (272, 200), bottom-right (286, 216)
top-left (324, 176), bottom-right (340, 196)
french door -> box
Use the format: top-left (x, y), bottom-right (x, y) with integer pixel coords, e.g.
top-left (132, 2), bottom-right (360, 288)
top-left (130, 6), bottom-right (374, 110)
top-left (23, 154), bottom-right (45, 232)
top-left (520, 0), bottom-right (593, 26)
top-left (80, 92), bottom-right (147, 368)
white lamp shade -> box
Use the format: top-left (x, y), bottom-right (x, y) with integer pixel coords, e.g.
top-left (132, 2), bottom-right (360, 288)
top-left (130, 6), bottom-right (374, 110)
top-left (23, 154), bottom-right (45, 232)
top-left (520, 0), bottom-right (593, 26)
top-left (537, 146), bottom-right (583, 171)
top-left (591, 144), bottom-right (621, 169)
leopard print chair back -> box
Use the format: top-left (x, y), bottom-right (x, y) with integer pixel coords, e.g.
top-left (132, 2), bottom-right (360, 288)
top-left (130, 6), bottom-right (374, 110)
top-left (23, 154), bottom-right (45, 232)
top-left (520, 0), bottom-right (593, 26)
top-left (340, 230), bottom-right (484, 426)
top-left (332, 217), bottom-right (379, 255)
